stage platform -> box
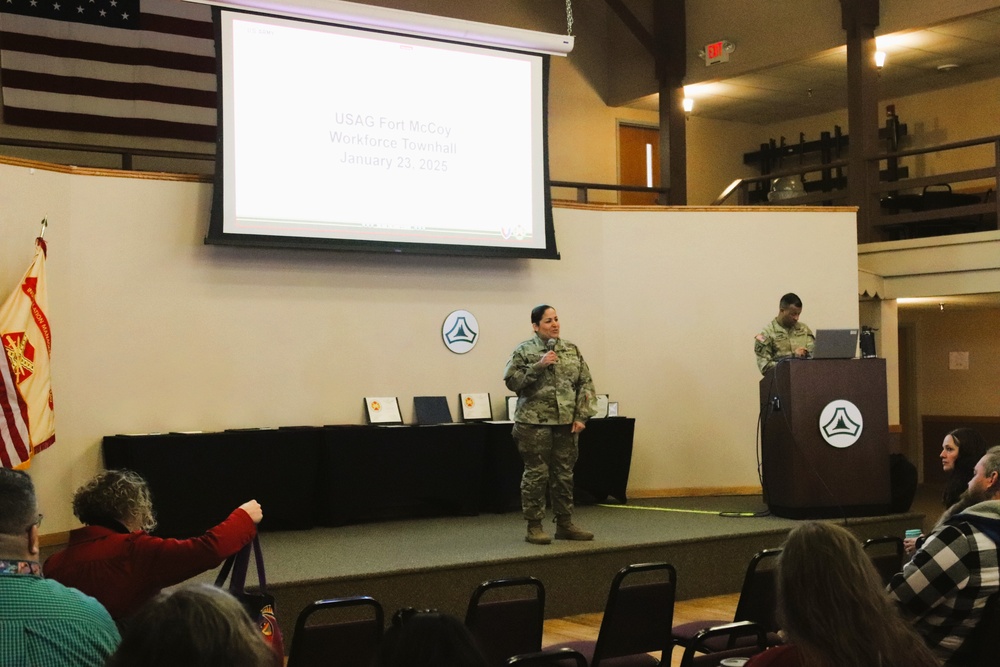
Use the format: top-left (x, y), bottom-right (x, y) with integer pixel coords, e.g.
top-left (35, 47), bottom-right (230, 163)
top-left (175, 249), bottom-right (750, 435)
top-left (186, 495), bottom-right (922, 649)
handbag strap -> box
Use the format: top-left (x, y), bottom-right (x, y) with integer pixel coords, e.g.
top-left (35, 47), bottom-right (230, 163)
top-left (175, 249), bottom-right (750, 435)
top-left (250, 535), bottom-right (268, 593)
top-left (214, 536), bottom-right (256, 593)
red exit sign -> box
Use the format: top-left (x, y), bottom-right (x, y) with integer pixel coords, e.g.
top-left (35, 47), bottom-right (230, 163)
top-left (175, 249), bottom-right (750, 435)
top-left (704, 40), bottom-right (730, 65)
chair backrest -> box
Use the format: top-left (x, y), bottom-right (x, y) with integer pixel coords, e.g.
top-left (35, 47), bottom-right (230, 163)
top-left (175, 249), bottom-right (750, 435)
top-left (862, 535), bottom-right (905, 586)
top-left (952, 592), bottom-right (1000, 667)
top-left (680, 621), bottom-right (769, 667)
top-left (465, 577), bottom-right (545, 667)
top-left (287, 595), bottom-right (384, 667)
top-left (592, 562), bottom-right (677, 667)
top-left (732, 548), bottom-right (782, 632)
top-left (506, 647), bottom-right (588, 667)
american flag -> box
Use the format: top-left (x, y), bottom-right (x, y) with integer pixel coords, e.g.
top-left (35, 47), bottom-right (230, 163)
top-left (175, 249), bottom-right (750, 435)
top-left (0, 0), bottom-right (216, 142)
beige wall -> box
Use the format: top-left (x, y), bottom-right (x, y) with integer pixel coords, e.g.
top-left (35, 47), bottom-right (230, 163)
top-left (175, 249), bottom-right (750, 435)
top-left (0, 161), bottom-right (859, 533)
top-left (898, 307), bottom-right (1000, 415)
top-left (897, 307), bottom-right (1000, 473)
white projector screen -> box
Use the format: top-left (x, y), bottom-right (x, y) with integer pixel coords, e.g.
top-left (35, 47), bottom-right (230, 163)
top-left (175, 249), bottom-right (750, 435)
top-left (207, 8), bottom-right (558, 258)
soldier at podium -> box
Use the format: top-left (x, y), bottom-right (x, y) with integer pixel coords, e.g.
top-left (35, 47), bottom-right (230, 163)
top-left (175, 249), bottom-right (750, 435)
top-left (755, 292), bottom-right (815, 375)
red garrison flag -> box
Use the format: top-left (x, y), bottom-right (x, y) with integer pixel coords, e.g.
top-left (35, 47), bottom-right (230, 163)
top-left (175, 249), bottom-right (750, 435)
top-left (0, 238), bottom-right (55, 469)
top-left (0, 0), bottom-right (216, 142)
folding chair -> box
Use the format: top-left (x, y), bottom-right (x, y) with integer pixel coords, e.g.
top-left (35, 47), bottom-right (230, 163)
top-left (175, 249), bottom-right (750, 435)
top-left (670, 548), bottom-right (782, 663)
top-left (286, 595), bottom-right (383, 667)
top-left (465, 576), bottom-right (545, 667)
top-left (506, 647), bottom-right (588, 667)
top-left (861, 535), bottom-right (905, 586)
top-left (950, 593), bottom-right (1000, 667)
top-left (548, 562), bottom-right (676, 666)
top-left (679, 621), bottom-right (769, 667)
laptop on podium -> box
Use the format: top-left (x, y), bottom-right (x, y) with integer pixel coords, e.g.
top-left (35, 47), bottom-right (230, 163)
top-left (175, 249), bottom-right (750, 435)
top-left (811, 329), bottom-right (859, 359)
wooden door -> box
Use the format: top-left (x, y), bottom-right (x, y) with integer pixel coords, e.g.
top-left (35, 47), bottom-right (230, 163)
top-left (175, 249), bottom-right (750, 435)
top-left (618, 124), bottom-right (660, 205)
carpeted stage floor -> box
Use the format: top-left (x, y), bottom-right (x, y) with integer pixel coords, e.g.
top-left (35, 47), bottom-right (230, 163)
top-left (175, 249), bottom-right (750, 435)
top-left (185, 494), bottom-right (922, 648)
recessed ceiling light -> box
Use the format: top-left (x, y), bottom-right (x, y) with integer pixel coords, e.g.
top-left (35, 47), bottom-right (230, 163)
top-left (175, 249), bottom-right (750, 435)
top-left (937, 63), bottom-right (960, 72)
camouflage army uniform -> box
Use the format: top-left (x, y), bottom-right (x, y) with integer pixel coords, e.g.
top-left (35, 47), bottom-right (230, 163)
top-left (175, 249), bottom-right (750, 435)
top-left (503, 335), bottom-right (598, 521)
top-left (754, 317), bottom-right (815, 375)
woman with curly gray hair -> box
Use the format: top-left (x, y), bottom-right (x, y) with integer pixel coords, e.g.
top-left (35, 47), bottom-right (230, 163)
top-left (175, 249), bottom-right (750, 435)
top-left (44, 469), bottom-right (261, 623)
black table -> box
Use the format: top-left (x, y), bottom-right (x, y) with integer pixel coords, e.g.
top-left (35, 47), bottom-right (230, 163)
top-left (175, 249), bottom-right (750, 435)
top-left (102, 418), bottom-right (635, 537)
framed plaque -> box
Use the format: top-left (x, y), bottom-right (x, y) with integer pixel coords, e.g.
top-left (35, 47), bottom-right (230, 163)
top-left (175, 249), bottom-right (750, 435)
top-left (608, 401), bottom-right (619, 417)
top-left (364, 396), bottom-right (403, 425)
top-left (460, 393), bottom-right (492, 421)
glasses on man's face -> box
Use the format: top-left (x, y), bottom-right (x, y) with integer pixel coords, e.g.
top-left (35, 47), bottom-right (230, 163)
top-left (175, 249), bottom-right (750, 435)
top-left (26, 513), bottom-right (42, 533)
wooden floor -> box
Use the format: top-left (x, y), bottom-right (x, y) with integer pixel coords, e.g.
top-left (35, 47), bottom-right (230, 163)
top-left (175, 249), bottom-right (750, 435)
top-left (542, 592), bottom-right (740, 667)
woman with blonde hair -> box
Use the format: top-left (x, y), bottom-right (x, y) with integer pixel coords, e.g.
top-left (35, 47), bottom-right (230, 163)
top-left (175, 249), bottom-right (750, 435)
top-left (746, 522), bottom-right (939, 667)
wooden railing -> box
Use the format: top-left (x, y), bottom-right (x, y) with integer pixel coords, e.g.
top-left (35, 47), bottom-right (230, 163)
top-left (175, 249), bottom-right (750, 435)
top-left (0, 137), bottom-right (214, 173)
top-left (549, 180), bottom-right (669, 204)
top-left (711, 135), bottom-right (1000, 241)
top-left (3, 134), bottom-right (997, 242)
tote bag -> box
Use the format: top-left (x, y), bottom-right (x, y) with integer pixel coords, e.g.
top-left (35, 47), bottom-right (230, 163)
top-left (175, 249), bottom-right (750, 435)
top-left (215, 535), bottom-right (285, 662)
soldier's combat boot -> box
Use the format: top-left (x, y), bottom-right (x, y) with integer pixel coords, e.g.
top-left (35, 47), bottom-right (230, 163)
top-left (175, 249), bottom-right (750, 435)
top-left (525, 520), bottom-right (552, 545)
top-left (555, 515), bottom-right (594, 541)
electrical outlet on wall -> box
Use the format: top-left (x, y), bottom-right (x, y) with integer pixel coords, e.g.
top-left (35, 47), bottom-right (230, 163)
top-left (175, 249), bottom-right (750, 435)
top-left (949, 351), bottom-right (970, 370)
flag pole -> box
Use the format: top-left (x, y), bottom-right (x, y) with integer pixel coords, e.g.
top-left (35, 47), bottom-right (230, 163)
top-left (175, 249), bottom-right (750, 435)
top-left (38, 218), bottom-right (48, 239)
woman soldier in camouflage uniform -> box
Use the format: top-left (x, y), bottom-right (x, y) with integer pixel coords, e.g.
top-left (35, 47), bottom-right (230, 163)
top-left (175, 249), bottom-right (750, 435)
top-left (503, 305), bottom-right (598, 545)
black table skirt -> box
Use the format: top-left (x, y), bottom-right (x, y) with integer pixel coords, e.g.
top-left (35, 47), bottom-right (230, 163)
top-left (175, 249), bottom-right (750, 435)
top-left (102, 418), bottom-right (634, 538)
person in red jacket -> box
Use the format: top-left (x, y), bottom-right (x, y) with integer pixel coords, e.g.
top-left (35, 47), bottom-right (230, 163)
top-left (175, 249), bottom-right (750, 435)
top-left (44, 469), bottom-right (262, 623)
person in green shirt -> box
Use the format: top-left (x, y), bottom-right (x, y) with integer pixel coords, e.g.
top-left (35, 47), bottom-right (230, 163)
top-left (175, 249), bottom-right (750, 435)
top-left (0, 468), bottom-right (120, 667)
top-left (755, 292), bottom-right (815, 375)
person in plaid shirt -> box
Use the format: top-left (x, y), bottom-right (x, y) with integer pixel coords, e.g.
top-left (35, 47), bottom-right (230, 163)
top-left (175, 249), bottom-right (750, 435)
top-left (889, 445), bottom-right (1000, 664)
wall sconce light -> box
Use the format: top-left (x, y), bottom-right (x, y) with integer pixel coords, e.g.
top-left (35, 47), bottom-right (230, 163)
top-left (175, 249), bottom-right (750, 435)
top-left (874, 50), bottom-right (886, 70)
top-left (682, 97), bottom-right (694, 118)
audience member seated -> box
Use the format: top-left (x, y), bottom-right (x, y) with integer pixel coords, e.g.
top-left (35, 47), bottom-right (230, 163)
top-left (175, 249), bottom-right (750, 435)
top-left (746, 521), bottom-right (938, 667)
top-left (905, 427), bottom-right (988, 557)
top-left (43, 469), bottom-right (261, 623)
top-left (890, 445), bottom-right (1000, 664)
top-left (0, 467), bottom-right (120, 666)
top-left (107, 582), bottom-right (275, 667)
top-left (375, 608), bottom-right (489, 667)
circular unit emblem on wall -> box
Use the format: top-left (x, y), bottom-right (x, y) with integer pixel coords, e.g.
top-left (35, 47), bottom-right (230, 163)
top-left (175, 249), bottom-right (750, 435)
top-left (442, 310), bottom-right (479, 354)
top-left (818, 399), bottom-right (864, 448)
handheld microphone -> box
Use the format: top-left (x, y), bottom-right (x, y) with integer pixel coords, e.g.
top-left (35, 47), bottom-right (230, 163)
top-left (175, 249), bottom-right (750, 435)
top-left (545, 338), bottom-right (556, 369)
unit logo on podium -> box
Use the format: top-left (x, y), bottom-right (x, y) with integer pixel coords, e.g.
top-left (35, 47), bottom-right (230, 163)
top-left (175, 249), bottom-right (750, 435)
top-left (818, 399), bottom-right (864, 448)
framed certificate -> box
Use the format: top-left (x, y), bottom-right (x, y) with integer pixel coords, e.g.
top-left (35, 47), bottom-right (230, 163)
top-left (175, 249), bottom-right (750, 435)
top-left (460, 393), bottom-right (492, 421)
top-left (608, 401), bottom-right (619, 417)
top-left (364, 396), bottom-right (403, 425)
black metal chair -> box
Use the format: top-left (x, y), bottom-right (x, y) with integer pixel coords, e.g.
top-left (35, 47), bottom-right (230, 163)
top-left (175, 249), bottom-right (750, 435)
top-left (670, 548), bottom-right (782, 663)
top-left (286, 595), bottom-right (383, 667)
top-left (950, 592), bottom-right (1000, 667)
top-left (465, 576), bottom-right (546, 667)
top-left (506, 648), bottom-right (588, 667)
top-left (679, 621), bottom-right (769, 667)
top-left (547, 562), bottom-right (677, 666)
top-left (862, 535), bottom-right (905, 586)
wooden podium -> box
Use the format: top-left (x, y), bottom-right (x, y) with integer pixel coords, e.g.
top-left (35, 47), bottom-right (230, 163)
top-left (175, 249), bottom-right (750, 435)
top-left (759, 358), bottom-right (891, 519)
